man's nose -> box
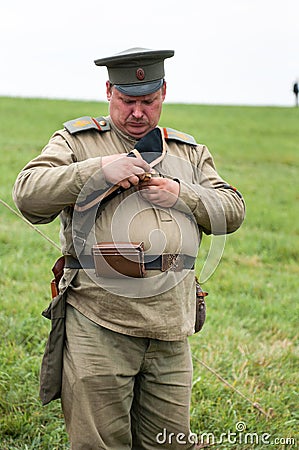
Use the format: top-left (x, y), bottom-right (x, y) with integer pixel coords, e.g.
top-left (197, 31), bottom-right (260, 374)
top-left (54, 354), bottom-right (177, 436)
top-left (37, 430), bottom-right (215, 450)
top-left (132, 104), bottom-right (143, 119)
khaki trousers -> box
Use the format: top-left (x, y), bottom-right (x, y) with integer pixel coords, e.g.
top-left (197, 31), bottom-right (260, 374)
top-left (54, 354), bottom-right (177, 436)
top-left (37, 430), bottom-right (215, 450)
top-left (61, 305), bottom-right (195, 450)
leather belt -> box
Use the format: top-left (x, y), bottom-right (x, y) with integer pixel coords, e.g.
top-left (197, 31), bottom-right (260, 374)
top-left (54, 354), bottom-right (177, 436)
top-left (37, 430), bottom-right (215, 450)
top-left (65, 254), bottom-right (195, 272)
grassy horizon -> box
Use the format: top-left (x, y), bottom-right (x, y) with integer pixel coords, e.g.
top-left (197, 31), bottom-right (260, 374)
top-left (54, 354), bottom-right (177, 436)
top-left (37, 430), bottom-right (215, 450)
top-left (0, 96), bottom-right (298, 449)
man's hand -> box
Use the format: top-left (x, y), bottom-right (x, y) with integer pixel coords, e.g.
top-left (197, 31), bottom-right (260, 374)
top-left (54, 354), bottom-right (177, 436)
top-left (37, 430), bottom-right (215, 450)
top-left (138, 177), bottom-right (180, 207)
top-left (101, 154), bottom-right (151, 189)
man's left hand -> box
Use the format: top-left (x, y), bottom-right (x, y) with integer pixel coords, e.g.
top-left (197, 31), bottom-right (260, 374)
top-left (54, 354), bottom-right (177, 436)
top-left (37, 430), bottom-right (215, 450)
top-left (138, 177), bottom-right (180, 207)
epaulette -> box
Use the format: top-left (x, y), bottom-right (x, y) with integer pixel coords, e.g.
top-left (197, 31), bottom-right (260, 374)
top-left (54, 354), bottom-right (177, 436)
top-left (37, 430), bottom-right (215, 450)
top-left (64, 116), bottom-right (110, 134)
top-left (163, 127), bottom-right (196, 145)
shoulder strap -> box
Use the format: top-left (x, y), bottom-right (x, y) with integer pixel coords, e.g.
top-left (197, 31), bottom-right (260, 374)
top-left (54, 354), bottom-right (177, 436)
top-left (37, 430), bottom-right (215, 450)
top-left (64, 116), bottom-right (110, 134)
top-left (163, 127), bottom-right (197, 145)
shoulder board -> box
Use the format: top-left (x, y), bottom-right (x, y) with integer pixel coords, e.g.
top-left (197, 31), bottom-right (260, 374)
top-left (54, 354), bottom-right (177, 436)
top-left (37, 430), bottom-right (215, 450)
top-left (64, 116), bottom-right (110, 134)
top-left (163, 127), bottom-right (196, 145)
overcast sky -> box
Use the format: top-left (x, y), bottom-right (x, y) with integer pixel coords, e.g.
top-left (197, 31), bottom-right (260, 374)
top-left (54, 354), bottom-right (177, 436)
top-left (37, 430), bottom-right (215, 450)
top-left (1, 0), bottom-right (298, 106)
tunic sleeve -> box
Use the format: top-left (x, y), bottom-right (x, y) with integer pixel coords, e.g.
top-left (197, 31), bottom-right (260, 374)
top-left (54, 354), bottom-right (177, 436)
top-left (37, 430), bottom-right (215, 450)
top-left (174, 144), bottom-right (245, 235)
top-left (13, 130), bottom-right (108, 224)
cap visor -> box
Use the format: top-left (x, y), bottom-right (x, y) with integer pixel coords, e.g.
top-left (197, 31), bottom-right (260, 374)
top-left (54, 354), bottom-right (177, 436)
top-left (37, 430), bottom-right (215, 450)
top-left (114, 79), bottom-right (163, 96)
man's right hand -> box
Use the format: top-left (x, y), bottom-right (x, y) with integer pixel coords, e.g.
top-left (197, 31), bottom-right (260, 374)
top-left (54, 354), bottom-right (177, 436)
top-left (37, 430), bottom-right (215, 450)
top-left (101, 154), bottom-right (151, 189)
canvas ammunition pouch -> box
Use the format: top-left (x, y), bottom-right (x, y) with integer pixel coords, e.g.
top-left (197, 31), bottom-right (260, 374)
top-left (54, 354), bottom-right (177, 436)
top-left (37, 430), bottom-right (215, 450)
top-left (39, 263), bottom-right (78, 406)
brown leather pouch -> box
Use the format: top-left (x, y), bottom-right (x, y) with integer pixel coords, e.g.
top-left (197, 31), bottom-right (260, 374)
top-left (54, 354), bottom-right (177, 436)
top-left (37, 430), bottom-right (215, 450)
top-left (194, 277), bottom-right (208, 333)
top-left (50, 255), bottom-right (65, 298)
top-left (92, 242), bottom-right (146, 278)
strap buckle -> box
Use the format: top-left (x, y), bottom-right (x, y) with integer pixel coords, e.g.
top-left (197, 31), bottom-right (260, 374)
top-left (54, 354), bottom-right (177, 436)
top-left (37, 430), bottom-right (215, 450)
top-left (73, 234), bottom-right (87, 253)
top-left (161, 254), bottom-right (184, 272)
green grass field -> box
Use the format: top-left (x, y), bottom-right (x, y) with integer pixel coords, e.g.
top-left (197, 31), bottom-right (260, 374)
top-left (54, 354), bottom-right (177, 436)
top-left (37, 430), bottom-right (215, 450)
top-left (0, 97), bottom-right (298, 449)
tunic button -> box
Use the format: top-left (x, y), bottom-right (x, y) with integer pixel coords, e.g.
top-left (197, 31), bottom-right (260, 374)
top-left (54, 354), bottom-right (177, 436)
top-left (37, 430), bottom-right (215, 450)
top-left (99, 120), bottom-right (106, 127)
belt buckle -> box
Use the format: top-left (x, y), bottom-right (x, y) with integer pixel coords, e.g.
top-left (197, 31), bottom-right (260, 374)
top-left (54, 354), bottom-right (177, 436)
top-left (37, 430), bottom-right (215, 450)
top-left (161, 254), bottom-right (184, 272)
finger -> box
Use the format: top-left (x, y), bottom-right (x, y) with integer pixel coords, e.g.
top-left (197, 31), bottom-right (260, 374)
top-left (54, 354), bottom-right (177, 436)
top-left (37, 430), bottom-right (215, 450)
top-left (118, 179), bottom-right (131, 189)
top-left (132, 165), bottom-right (151, 177)
top-left (132, 157), bottom-right (151, 172)
top-left (127, 175), bottom-right (140, 186)
top-left (138, 185), bottom-right (157, 193)
top-left (138, 172), bottom-right (152, 182)
top-left (140, 178), bottom-right (165, 188)
top-left (139, 189), bottom-right (160, 199)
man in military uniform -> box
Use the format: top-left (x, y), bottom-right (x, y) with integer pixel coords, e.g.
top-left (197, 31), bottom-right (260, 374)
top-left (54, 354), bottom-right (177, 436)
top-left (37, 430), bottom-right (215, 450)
top-left (13, 48), bottom-right (245, 449)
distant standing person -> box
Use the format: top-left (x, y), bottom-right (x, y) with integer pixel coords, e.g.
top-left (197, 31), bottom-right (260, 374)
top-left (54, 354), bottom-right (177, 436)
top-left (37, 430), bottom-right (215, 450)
top-left (293, 81), bottom-right (298, 107)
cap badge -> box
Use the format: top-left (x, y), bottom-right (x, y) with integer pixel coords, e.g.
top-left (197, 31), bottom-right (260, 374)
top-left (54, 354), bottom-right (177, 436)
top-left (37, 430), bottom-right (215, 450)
top-left (136, 68), bottom-right (145, 80)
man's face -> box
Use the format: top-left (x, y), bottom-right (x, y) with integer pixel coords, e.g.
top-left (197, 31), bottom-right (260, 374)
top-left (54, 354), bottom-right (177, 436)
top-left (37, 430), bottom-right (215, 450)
top-left (106, 82), bottom-right (166, 139)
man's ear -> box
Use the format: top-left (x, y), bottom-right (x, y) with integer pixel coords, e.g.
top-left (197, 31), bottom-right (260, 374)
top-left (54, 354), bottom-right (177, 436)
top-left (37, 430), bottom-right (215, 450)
top-left (162, 81), bottom-right (167, 101)
top-left (106, 81), bottom-right (112, 101)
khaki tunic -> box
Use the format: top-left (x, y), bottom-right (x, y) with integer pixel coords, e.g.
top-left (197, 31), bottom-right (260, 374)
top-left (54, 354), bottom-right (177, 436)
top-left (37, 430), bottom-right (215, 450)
top-left (13, 116), bottom-right (245, 341)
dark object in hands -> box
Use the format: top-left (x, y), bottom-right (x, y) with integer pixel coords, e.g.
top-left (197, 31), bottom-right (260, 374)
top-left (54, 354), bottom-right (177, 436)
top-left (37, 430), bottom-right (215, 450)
top-left (134, 127), bottom-right (163, 163)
